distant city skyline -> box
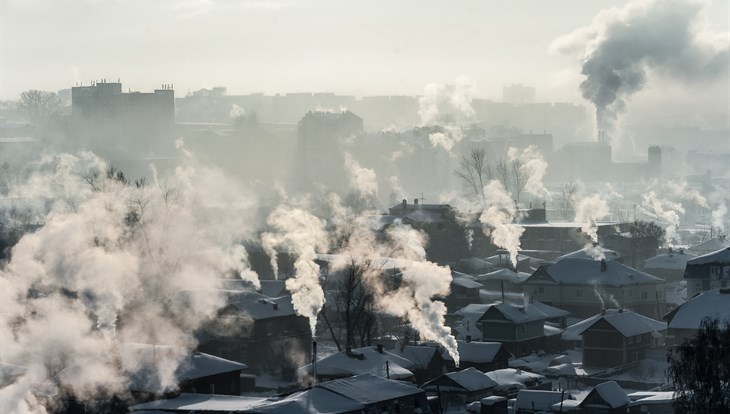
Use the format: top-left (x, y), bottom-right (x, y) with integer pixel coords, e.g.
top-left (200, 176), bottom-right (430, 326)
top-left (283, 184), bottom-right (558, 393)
top-left (2, 0), bottom-right (729, 129)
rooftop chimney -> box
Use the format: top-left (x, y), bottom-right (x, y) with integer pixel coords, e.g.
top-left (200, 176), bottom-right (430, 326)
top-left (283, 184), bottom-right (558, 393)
top-left (619, 308), bottom-right (624, 313)
top-left (600, 259), bottom-right (607, 272)
top-left (312, 341), bottom-right (318, 384)
top-left (414, 198), bottom-right (419, 205)
top-left (402, 199), bottom-right (407, 209)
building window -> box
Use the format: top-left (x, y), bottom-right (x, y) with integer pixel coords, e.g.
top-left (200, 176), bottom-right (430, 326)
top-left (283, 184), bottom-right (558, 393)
top-left (628, 336), bottom-right (633, 344)
top-left (521, 325), bottom-right (526, 335)
top-left (636, 335), bottom-right (642, 343)
top-left (641, 291), bottom-right (648, 300)
top-left (539, 287), bottom-right (544, 294)
top-left (576, 289), bottom-right (583, 297)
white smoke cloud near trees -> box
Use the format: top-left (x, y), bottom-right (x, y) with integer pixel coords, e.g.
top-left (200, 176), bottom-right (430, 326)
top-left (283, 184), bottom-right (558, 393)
top-left (0, 151), bottom-right (261, 413)
top-left (418, 76), bottom-right (477, 152)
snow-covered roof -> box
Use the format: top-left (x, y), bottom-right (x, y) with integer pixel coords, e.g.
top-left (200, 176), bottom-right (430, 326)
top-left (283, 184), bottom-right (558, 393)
top-left (685, 247), bottom-right (730, 266)
top-left (664, 289), bottom-right (730, 330)
top-left (476, 268), bottom-right (531, 283)
top-left (627, 391), bottom-right (675, 406)
top-left (485, 368), bottom-right (545, 391)
top-left (317, 373), bottom-right (424, 404)
top-left (129, 393), bottom-right (267, 412)
top-left (485, 253), bottom-right (532, 266)
top-left (252, 387), bottom-right (365, 414)
top-left (452, 276), bottom-right (483, 289)
top-left (392, 345), bottom-right (440, 370)
top-left (515, 390), bottom-right (566, 410)
top-left (422, 367), bottom-right (498, 392)
top-left (543, 325), bottom-right (564, 337)
top-left (533, 258), bottom-right (664, 287)
top-left (581, 381), bottom-right (630, 408)
top-left (120, 343), bottom-right (247, 392)
top-left (644, 251), bottom-right (697, 270)
top-left (483, 302), bottom-right (547, 324)
top-left (299, 346), bottom-right (415, 380)
top-left (530, 301), bottom-right (571, 319)
top-left (542, 363), bottom-right (576, 377)
top-left (562, 309), bottom-right (666, 341)
top-left (556, 246), bottom-right (621, 261)
top-left (442, 341), bottom-right (506, 363)
top-left (688, 238), bottom-right (730, 253)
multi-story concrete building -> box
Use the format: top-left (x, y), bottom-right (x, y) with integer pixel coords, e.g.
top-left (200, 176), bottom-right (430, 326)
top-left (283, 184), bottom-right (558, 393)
top-left (683, 247), bottom-right (730, 298)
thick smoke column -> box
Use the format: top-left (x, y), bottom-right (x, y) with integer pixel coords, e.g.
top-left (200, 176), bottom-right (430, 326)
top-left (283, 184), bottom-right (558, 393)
top-left (479, 180), bottom-right (524, 268)
top-left (574, 194), bottom-right (610, 260)
top-left (261, 205), bottom-right (328, 334)
top-left (0, 151), bottom-right (260, 413)
top-left (552, 0), bottom-right (729, 134)
top-left (418, 76), bottom-right (477, 151)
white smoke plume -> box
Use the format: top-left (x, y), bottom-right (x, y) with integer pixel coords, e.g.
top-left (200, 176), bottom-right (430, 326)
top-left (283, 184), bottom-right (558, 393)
top-left (229, 104), bottom-right (245, 119)
top-left (552, 0), bottom-right (729, 135)
top-left (324, 195), bottom-right (459, 366)
top-left (261, 205), bottom-right (328, 334)
top-left (479, 180), bottom-right (524, 268)
top-left (507, 145), bottom-right (551, 200)
top-left (712, 203), bottom-right (728, 232)
top-left (575, 194), bottom-right (610, 244)
top-left (0, 151), bottom-right (260, 413)
top-left (344, 152), bottom-right (378, 197)
top-left (641, 190), bottom-right (684, 243)
top-left (593, 284), bottom-right (606, 309)
top-left (418, 76), bottom-right (477, 152)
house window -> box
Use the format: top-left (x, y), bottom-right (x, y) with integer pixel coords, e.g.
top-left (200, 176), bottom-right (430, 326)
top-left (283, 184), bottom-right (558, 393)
top-left (539, 287), bottom-right (545, 294)
top-left (628, 336), bottom-right (633, 344)
top-left (636, 335), bottom-right (642, 343)
top-left (641, 291), bottom-right (648, 300)
top-left (521, 325), bottom-right (526, 335)
top-left (576, 289), bottom-right (583, 297)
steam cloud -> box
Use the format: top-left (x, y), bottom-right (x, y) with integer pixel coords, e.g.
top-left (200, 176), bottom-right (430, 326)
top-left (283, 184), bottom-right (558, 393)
top-left (0, 151), bottom-right (260, 413)
top-left (418, 76), bottom-right (477, 151)
top-left (574, 194), bottom-right (610, 260)
top-left (479, 180), bottom-right (524, 268)
top-left (261, 205), bottom-right (328, 334)
top-left (507, 145), bottom-right (551, 200)
top-left (344, 152), bottom-right (378, 197)
top-left (552, 0), bottom-right (729, 134)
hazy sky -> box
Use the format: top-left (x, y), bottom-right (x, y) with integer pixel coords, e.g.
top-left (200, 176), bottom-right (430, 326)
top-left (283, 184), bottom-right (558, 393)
top-left (1, 0), bottom-right (728, 116)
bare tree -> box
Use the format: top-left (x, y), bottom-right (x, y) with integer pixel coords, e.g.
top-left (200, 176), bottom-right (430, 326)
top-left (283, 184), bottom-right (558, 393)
top-left (494, 159), bottom-right (511, 195)
top-left (454, 148), bottom-right (491, 205)
top-left (19, 90), bottom-right (60, 125)
top-left (511, 159), bottom-right (532, 206)
top-left (559, 179), bottom-right (578, 220)
top-left (322, 258), bottom-right (382, 350)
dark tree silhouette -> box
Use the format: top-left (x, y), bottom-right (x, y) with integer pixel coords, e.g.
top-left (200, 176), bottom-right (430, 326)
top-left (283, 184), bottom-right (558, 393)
top-left (667, 317), bottom-right (730, 413)
top-left (19, 89), bottom-right (60, 124)
top-left (454, 148), bottom-right (491, 205)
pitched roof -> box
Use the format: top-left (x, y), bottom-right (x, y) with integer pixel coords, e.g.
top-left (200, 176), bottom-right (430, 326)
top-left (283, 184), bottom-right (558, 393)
top-left (515, 390), bottom-right (566, 410)
top-left (532, 258), bottom-right (664, 287)
top-left (129, 393), bottom-right (266, 412)
top-left (252, 387), bottom-right (365, 414)
top-left (476, 268), bottom-right (531, 283)
top-left (485, 368), bottom-right (545, 391)
top-left (562, 309), bottom-right (665, 341)
top-left (644, 251), bottom-right (697, 270)
top-left (664, 289), bottom-right (730, 329)
top-left (685, 247), bottom-right (730, 266)
top-left (688, 238), bottom-right (730, 253)
top-left (442, 341), bottom-right (506, 363)
top-left (392, 345), bottom-right (440, 370)
top-left (318, 374), bottom-right (424, 404)
top-left (422, 367), bottom-right (498, 392)
top-left (452, 276), bottom-right (483, 289)
top-left (299, 346), bottom-right (415, 380)
top-left (581, 381), bottom-right (630, 408)
top-left (481, 302), bottom-right (547, 324)
top-left (556, 246), bottom-right (621, 261)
